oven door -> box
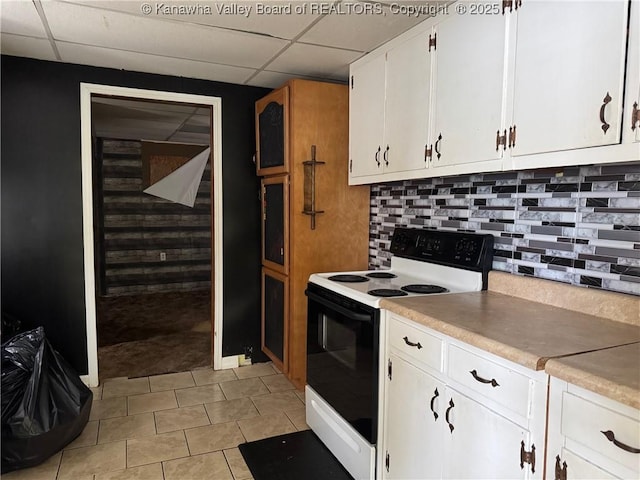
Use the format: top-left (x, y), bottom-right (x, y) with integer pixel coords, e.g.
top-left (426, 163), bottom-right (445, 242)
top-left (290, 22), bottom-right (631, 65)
top-left (305, 282), bottom-right (379, 445)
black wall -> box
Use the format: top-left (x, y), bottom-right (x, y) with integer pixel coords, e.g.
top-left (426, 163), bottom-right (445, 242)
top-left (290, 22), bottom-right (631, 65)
top-left (1, 55), bottom-right (270, 373)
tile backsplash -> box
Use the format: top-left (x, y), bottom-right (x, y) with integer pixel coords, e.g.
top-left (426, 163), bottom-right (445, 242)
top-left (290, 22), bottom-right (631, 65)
top-left (369, 163), bottom-right (640, 296)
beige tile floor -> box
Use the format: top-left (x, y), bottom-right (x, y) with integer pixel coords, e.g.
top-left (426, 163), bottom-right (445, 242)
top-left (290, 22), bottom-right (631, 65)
top-left (4, 362), bottom-right (308, 480)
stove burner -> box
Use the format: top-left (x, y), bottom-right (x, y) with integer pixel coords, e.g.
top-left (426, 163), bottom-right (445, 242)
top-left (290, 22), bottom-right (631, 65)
top-left (366, 272), bottom-right (397, 279)
top-left (401, 284), bottom-right (449, 294)
top-left (328, 274), bottom-right (369, 283)
top-left (368, 289), bottom-right (408, 297)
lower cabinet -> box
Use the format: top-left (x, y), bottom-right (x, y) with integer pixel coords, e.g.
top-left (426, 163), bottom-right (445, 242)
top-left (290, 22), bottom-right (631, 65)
top-left (382, 313), bottom-right (545, 480)
top-left (261, 267), bottom-right (288, 372)
top-left (546, 377), bottom-right (640, 480)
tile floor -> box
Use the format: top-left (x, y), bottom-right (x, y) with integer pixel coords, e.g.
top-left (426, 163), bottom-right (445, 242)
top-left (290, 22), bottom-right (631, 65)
top-left (4, 362), bottom-right (308, 480)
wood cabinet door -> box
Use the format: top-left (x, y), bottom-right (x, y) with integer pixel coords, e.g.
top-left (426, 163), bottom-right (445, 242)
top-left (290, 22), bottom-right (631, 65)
top-left (256, 86), bottom-right (289, 175)
top-left (261, 175), bottom-right (288, 274)
top-left (349, 53), bottom-right (386, 181)
top-left (431, 7), bottom-right (508, 169)
top-left (384, 30), bottom-right (433, 175)
top-left (441, 387), bottom-right (531, 480)
top-left (510, 1), bottom-right (628, 157)
top-left (261, 267), bottom-right (288, 372)
top-left (384, 353), bottom-right (444, 480)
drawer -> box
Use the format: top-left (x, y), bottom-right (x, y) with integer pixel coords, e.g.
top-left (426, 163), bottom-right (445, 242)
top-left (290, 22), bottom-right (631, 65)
top-left (388, 316), bottom-right (444, 373)
top-left (562, 392), bottom-right (640, 473)
top-left (448, 344), bottom-right (531, 418)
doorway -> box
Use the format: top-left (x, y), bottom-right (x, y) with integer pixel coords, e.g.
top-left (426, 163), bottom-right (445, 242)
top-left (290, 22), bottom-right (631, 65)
top-left (80, 84), bottom-right (223, 387)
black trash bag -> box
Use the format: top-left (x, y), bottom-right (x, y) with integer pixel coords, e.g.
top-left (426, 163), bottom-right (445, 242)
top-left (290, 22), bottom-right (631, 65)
top-left (1, 327), bottom-right (93, 473)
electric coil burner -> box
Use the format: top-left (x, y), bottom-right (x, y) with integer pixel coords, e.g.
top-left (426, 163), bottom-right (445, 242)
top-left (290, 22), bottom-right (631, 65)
top-left (305, 228), bottom-right (495, 480)
top-left (368, 288), bottom-right (408, 297)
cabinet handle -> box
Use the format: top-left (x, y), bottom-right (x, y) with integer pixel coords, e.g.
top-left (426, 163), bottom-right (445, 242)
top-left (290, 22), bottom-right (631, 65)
top-left (434, 133), bottom-right (443, 160)
top-left (429, 388), bottom-right (439, 421)
top-left (384, 145), bottom-right (389, 166)
top-left (555, 455), bottom-right (567, 480)
top-left (632, 102), bottom-right (640, 131)
top-left (375, 146), bottom-right (381, 167)
top-left (445, 398), bottom-right (455, 433)
top-left (469, 369), bottom-right (500, 387)
top-left (601, 430), bottom-right (640, 454)
top-left (520, 441), bottom-right (536, 473)
top-left (600, 92), bottom-right (612, 134)
top-left (402, 336), bottom-right (423, 349)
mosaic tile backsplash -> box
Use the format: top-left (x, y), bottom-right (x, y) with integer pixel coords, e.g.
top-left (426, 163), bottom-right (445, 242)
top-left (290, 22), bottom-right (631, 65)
top-left (369, 163), bottom-right (640, 296)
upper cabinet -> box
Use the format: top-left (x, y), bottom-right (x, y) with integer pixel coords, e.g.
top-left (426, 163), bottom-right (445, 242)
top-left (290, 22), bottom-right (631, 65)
top-left (430, 8), bottom-right (507, 173)
top-left (349, 0), bottom-right (639, 185)
top-left (507, 1), bottom-right (628, 157)
top-left (349, 30), bottom-right (432, 185)
top-left (256, 86), bottom-right (289, 176)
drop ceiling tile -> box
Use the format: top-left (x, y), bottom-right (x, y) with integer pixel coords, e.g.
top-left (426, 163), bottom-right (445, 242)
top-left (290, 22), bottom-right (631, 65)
top-left (0, 33), bottom-right (57, 61)
top-left (42, 1), bottom-right (288, 68)
top-left (265, 43), bottom-right (361, 80)
top-left (56, 41), bottom-right (257, 84)
top-left (61, 0), bottom-right (322, 40)
top-left (299, 2), bottom-right (427, 52)
top-left (245, 70), bottom-right (313, 88)
top-left (0, 0), bottom-right (48, 37)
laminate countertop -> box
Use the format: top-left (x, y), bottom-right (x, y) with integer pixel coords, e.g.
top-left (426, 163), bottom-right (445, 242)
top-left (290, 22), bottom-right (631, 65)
top-left (380, 286), bottom-right (640, 408)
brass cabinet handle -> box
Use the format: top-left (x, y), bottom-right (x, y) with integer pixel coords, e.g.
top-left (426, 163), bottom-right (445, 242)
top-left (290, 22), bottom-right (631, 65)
top-left (429, 388), bottom-right (439, 421)
top-left (435, 133), bottom-right (443, 160)
top-left (445, 398), bottom-right (455, 433)
top-left (384, 145), bottom-right (389, 166)
top-left (403, 336), bottom-right (423, 349)
top-left (600, 92), bottom-right (612, 133)
top-left (375, 146), bottom-right (381, 167)
top-left (520, 441), bottom-right (536, 473)
top-left (469, 369), bottom-right (500, 387)
top-left (555, 455), bottom-right (567, 480)
top-left (601, 430), bottom-right (640, 454)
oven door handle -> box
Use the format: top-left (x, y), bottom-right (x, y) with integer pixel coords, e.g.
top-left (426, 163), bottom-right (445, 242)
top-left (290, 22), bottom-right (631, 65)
top-left (305, 290), bottom-right (373, 324)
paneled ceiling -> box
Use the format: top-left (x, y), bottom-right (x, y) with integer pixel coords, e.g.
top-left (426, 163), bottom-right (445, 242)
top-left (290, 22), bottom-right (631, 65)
top-left (1, 0), bottom-right (436, 88)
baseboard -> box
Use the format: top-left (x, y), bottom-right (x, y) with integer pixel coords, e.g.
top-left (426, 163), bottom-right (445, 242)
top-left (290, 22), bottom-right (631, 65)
top-left (221, 355), bottom-right (239, 369)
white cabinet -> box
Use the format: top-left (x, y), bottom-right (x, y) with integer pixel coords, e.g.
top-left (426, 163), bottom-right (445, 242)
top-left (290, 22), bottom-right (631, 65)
top-left (547, 377), bottom-right (640, 480)
top-left (382, 313), bottom-right (545, 480)
top-left (508, 0), bottom-right (629, 159)
top-left (430, 8), bottom-right (508, 173)
top-left (349, 30), bottom-right (432, 185)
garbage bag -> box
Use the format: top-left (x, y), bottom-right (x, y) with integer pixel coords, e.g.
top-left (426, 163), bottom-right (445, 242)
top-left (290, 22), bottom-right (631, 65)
top-left (1, 327), bottom-right (93, 473)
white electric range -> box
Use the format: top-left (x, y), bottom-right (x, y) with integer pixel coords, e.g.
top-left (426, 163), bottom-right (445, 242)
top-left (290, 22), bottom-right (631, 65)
top-left (305, 227), bottom-right (495, 480)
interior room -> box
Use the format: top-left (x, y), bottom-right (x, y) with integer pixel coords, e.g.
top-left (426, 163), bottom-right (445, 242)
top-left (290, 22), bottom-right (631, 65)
top-left (91, 97), bottom-right (214, 381)
top-left (1, 1), bottom-right (639, 480)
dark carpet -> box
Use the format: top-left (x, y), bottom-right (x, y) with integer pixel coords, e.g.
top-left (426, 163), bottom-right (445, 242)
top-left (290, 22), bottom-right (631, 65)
top-left (239, 430), bottom-right (354, 480)
top-left (96, 290), bottom-right (211, 380)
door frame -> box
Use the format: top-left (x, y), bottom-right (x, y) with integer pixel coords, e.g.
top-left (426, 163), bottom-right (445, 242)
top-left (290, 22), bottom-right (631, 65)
top-left (80, 83), bottom-right (223, 387)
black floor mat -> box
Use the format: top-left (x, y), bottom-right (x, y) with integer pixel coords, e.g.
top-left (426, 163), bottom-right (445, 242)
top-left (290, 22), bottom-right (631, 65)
top-left (239, 430), bottom-right (354, 480)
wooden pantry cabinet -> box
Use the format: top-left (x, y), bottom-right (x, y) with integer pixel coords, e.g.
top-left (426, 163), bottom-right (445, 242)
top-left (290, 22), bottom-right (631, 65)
top-left (255, 79), bottom-right (370, 389)
top-left (349, 0), bottom-right (639, 185)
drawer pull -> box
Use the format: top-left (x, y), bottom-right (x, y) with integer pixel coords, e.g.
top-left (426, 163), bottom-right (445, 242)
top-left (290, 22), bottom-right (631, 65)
top-left (403, 336), bottom-right (423, 349)
top-left (469, 369), bottom-right (500, 387)
top-left (445, 398), bottom-right (455, 433)
top-left (429, 388), bottom-right (439, 421)
top-left (520, 441), bottom-right (536, 473)
top-left (555, 455), bottom-right (567, 480)
top-left (601, 430), bottom-right (640, 454)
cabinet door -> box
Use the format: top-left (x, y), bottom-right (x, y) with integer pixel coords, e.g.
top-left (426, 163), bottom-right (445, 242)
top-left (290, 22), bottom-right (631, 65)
top-left (349, 53), bottom-right (386, 181)
top-left (510, 1), bottom-right (628, 157)
top-left (384, 31), bottom-right (432, 174)
top-left (261, 175), bottom-right (288, 274)
top-left (432, 5), bottom-right (508, 168)
top-left (554, 449), bottom-right (620, 480)
top-left (384, 354), bottom-right (444, 480)
top-left (261, 267), bottom-right (288, 372)
top-left (442, 387), bottom-right (531, 480)
top-left (256, 86), bottom-right (289, 175)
